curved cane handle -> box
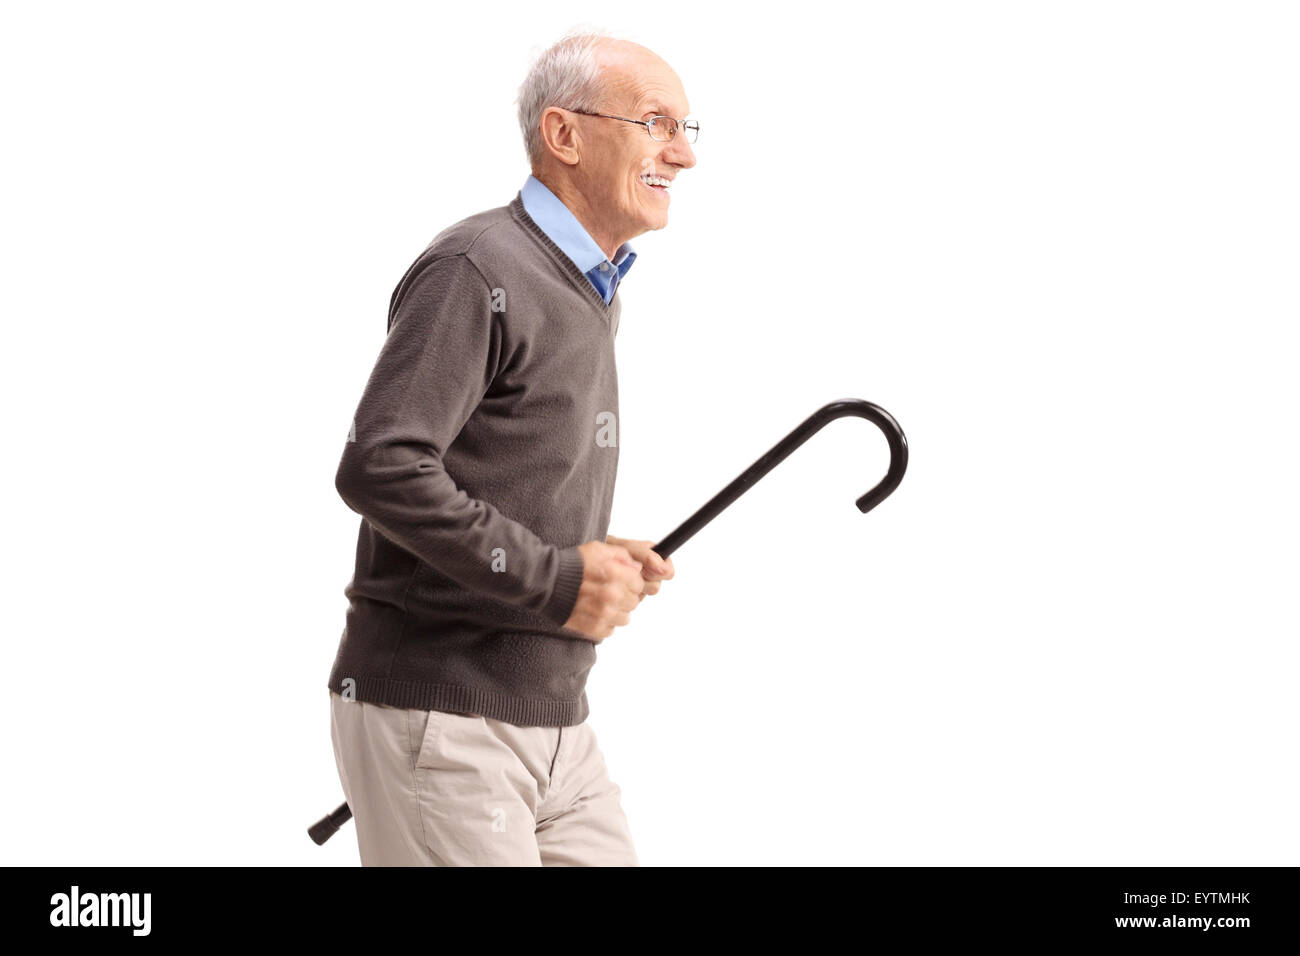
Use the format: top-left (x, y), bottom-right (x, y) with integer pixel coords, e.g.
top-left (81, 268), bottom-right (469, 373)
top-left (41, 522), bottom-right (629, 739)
top-left (651, 399), bottom-right (908, 560)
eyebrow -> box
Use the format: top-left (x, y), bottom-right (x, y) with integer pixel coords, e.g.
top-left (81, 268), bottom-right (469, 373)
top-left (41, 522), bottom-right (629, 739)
top-left (641, 102), bottom-right (686, 118)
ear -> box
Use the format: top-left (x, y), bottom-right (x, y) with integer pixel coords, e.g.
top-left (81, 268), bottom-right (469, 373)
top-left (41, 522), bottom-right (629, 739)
top-left (539, 106), bottom-right (582, 167)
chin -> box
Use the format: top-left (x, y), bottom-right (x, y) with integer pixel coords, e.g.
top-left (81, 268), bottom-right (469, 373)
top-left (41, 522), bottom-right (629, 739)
top-left (639, 208), bottom-right (669, 231)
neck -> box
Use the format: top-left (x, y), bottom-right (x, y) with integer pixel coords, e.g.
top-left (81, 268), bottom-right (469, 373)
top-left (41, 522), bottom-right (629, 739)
top-left (534, 172), bottom-right (624, 261)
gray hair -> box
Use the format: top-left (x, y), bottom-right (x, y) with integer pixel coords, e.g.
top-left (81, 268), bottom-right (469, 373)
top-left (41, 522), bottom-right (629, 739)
top-left (516, 31), bottom-right (615, 170)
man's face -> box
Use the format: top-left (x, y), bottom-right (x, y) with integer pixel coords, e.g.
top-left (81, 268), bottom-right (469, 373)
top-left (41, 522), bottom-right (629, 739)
top-left (579, 46), bottom-right (696, 244)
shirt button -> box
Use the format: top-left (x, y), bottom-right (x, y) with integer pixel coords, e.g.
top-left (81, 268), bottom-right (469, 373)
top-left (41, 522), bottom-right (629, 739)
top-left (599, 262), bottom-right (610, 272)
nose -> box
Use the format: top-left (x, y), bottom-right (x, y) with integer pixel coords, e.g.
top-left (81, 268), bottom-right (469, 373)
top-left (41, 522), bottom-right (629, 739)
top-left (663, 131), bottom-right (697, 169)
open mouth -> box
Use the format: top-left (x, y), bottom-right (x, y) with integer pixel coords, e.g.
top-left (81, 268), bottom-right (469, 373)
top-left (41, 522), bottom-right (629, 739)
top-left (640, 172), bottom-right (673, 196)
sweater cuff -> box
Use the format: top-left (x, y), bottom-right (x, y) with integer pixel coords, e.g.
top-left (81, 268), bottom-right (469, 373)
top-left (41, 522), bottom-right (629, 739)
top-left (541, 545), bottom-right (586, 628)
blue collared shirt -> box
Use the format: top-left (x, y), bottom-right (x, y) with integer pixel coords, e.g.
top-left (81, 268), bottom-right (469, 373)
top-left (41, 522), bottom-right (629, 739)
top-left (520, 175), bottom-right (636, 304)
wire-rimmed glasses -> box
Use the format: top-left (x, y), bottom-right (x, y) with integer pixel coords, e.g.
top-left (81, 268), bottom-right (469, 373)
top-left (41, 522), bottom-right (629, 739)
top-left (559, 108), bottom-right (699, 144)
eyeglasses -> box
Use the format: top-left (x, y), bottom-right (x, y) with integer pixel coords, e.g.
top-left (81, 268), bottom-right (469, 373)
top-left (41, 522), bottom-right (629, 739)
top-left (559, 108), bottom-right (699, 144)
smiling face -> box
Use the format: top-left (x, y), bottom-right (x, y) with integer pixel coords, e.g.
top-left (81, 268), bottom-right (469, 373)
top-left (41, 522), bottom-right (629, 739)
top-left (535, 41), bottom-right (696, 259)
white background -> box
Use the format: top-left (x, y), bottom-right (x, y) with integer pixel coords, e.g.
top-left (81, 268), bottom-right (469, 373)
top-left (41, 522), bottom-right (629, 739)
top-left (1, 1), bottom-right (1296, 866)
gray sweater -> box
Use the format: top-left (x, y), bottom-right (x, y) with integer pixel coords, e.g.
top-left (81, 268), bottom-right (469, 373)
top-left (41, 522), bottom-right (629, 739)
top-left (327, 193), bottom-right (621, 726)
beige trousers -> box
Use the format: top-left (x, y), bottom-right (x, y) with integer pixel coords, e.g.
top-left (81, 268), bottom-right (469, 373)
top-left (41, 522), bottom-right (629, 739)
top-left (328, 690), bottom-right (639, 866)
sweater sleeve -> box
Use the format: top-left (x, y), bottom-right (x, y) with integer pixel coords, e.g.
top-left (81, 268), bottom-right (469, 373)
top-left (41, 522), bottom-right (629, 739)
top-left (334, 253), bottom-right (586, 628)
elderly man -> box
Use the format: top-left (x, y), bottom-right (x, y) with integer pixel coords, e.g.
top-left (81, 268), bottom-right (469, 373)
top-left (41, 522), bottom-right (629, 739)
top-left (326, 33), bottom-right (697, 866)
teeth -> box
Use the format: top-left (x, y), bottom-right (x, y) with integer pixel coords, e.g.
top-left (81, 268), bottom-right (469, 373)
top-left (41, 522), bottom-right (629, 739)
top-left (640, 174), bottom-right (672, 188)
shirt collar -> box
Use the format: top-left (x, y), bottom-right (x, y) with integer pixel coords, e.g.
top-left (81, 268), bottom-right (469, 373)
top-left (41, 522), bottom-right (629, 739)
top-left (520, 175), bottom-right (636, 277)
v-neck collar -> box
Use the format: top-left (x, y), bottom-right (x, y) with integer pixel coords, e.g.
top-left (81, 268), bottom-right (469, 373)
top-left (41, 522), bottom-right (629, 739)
top-left (509, 194), bottom-right (622, 316)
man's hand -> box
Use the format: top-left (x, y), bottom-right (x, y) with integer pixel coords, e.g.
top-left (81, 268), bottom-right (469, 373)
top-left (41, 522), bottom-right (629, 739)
top-left (562, 540), bottom-right (646, 643)
top-left (606, 534), bottom-right (675, 601)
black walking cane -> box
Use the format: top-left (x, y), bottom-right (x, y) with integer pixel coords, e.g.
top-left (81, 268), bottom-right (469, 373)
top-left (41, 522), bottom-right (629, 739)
top-left (308, 398), bottom-right (908, 845)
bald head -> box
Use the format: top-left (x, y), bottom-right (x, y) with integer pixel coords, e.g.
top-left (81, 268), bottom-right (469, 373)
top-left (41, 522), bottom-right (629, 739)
top-left (514, 32), bottom-right (696, 258)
